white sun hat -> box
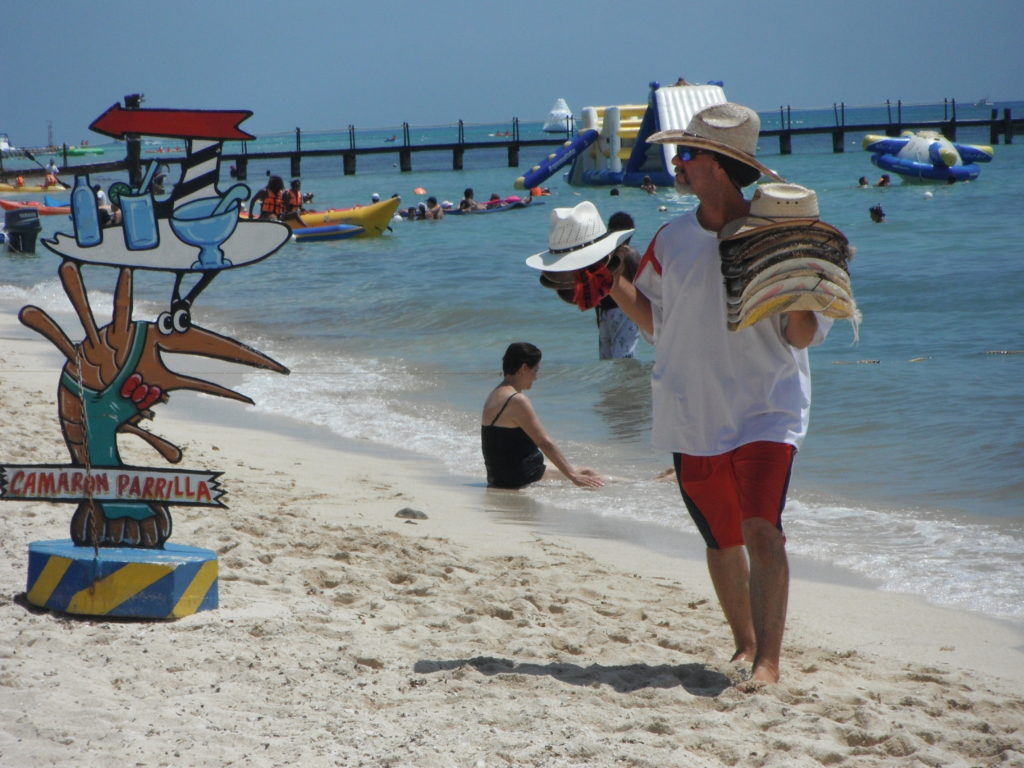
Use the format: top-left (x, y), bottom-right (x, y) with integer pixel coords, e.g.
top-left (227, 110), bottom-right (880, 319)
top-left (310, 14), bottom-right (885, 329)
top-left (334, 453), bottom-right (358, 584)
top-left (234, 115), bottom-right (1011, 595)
top-left (525, 201), bottom-right (634, 272)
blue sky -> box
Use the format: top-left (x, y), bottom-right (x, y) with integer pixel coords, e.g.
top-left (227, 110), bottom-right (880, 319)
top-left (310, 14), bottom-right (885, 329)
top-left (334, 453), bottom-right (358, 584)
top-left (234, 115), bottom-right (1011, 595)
top-left (5, 0), bottom-right (1022, 147)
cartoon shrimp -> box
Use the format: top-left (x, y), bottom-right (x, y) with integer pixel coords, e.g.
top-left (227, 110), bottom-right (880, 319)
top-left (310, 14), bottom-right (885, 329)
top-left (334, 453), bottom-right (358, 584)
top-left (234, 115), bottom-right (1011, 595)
top-left (19, 259), bottom-right (289, 548)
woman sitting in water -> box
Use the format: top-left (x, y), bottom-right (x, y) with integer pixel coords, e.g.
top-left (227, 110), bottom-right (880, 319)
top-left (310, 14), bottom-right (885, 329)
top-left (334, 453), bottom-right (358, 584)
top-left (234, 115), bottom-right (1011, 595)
top-left (481, 342), bottom-right (603, 489)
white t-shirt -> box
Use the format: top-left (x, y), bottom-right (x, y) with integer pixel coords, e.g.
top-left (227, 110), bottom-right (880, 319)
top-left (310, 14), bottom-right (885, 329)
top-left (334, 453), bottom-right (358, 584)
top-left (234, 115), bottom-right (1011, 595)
top-left (634, 211), bottom-right (832, 456)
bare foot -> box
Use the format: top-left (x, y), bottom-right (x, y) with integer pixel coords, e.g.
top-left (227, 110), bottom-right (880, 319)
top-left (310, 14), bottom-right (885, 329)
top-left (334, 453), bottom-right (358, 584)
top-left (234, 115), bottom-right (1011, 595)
top-left (749, 661), bottom-right (780, 684)
top-left (730, 648), bottom-right (756, 664)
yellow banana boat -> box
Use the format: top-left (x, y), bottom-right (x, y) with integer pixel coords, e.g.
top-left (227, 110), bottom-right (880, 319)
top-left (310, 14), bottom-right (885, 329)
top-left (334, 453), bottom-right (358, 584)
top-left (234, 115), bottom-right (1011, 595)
top-left (293, 196), bottom-right (400, 237)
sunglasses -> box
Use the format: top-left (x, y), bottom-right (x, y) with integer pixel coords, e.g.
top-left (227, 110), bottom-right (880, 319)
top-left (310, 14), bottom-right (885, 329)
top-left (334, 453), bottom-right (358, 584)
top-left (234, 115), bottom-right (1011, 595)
top-left (675, 146), bottom-right (711, 162)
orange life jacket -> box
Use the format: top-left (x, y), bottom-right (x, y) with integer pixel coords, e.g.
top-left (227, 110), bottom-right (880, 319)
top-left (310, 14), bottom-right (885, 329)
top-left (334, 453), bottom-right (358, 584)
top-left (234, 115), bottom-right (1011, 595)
top-left (260, 189), bottom-right (285, 216)
top-left (285, 189), bottom-right (304, 210)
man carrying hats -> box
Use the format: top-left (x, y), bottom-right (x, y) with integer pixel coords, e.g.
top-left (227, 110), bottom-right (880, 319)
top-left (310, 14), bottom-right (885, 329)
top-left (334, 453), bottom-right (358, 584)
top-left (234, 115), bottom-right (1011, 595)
top-left (609, 102), bottom-right (834, 688)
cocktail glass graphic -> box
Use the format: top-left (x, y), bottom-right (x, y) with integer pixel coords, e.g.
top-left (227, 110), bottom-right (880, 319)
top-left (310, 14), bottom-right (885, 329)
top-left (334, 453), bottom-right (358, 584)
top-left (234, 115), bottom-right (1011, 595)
top-left (169, 185), bottom-right (249, 268)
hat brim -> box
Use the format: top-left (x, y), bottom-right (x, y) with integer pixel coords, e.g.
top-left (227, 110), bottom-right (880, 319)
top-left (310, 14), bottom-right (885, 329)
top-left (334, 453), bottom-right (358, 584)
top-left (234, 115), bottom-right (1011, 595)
top-left (731, 291), bottom-right (861, 332)
top-left (733, 264), bottom-right (853, 307)
top-left (728, 275), bottom-right (855, 324)
top-left (525, 228), bottom-right (635, 272)
top-left (719, 217), bottom-right (847, 242)
top-left (647, 129), bottom-right (784, 184)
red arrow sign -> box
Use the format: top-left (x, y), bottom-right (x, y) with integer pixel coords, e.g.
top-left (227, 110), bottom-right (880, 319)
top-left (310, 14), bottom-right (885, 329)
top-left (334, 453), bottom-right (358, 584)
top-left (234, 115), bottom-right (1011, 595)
top-left (89, 104), bottom-right (255, 140)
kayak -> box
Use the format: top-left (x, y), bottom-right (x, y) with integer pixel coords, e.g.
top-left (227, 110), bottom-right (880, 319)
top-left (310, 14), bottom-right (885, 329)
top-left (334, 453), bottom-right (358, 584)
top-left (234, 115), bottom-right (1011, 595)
top-left (0, 198), bottom-right (71, 215)
top-left (293, 196), bottom-right (400, 236)
top-left (0, 182), bottom-right (69, 193)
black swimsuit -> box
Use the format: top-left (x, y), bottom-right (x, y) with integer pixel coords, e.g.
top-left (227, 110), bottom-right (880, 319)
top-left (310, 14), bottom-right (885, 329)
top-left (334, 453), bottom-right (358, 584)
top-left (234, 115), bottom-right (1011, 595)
top-left (481, 393), bottom-right (545, 489)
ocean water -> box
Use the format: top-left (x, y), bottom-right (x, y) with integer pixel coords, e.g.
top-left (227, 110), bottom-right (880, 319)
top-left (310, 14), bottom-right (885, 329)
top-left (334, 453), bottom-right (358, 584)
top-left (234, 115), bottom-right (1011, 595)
top-left (2, 100), bottom-right (1021, 625)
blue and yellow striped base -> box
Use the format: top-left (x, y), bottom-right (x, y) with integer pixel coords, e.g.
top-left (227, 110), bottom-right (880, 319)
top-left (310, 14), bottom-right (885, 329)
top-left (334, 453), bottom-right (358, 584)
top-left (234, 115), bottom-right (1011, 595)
top-left (26, 539), bottom-right (218, 618)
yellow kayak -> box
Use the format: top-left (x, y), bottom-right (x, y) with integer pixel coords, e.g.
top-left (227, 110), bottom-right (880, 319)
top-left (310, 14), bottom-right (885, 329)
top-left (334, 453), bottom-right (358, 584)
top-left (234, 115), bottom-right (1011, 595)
top-left (0, 182), bottom-right (69, 193)
top-left (294, 196), bottom-right (400, 237)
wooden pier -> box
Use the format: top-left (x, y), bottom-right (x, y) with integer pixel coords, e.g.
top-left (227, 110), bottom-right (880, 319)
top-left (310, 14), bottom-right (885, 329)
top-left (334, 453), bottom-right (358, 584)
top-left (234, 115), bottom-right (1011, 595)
top-left (221, 119), bottom-right (569, 180)
top-left (222, 104), bottom-right (1021, 179)
top-left (766, 101), bottom-right (1020, 154)
top-left (4, 102), bottom-right (1020, 183)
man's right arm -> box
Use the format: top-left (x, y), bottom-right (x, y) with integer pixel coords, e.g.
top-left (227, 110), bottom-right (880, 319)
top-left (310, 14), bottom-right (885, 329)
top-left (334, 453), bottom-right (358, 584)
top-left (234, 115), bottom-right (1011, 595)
top-left (609, 275), bottom-right (653, 336)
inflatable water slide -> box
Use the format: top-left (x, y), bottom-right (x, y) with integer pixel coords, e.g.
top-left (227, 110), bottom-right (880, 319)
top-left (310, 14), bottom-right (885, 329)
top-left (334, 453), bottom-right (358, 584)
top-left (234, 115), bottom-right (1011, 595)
top-left (516, 81), bottom-right (726, 190)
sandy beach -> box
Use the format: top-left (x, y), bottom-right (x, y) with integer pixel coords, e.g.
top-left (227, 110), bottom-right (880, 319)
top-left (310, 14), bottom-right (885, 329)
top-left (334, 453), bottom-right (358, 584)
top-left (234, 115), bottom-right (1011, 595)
top-left (2, 310), bottom-right (1023, 768)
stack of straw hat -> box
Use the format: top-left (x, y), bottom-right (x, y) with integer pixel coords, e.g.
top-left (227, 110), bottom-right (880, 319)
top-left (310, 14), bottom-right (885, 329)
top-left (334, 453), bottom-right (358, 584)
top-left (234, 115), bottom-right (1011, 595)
top-left (718, 183), bottom-right (859, 336)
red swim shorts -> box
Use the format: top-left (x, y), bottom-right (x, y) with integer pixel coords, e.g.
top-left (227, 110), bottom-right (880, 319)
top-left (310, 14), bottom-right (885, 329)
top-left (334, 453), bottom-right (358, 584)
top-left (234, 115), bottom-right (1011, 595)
top-left (672, 441), bottom-right (796, 549)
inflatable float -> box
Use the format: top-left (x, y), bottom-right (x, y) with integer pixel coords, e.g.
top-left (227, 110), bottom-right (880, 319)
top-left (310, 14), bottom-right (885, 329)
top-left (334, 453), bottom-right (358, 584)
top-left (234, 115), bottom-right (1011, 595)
top-left (445, 197), bottom-right (544, 215)
top-left (293, 196), bottom-right (400, 236)
top-left (863, 130), bottom-right (993, 183)
top-left (542, 98), bottom-right (574, 133)
top-left (519, 80), bottom-right (728, 189)
top-left (291, 223), bottom-right (364, 242)
top-left (515, 131), bottom-right (598, 190)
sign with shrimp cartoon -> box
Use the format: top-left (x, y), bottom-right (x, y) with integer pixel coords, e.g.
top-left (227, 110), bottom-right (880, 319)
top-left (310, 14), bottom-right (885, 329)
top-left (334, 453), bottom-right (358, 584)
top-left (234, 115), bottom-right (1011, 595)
top-left (0, 101), bottom-right (290, 618)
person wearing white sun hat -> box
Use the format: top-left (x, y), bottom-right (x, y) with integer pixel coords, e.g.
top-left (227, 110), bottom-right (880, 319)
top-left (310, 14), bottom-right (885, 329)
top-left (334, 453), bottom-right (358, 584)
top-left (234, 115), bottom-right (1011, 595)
top-left (608, 102), bottom-right (837, 689)
top-left (526, 200), bottom-right (640, 358)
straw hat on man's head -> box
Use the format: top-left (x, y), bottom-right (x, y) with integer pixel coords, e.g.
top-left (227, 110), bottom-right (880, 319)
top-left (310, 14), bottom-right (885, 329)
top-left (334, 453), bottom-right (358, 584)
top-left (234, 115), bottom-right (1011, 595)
top-left (648, 102), bottom-right (783, 187)
top-left (525, 201), bottom-right (634, 272)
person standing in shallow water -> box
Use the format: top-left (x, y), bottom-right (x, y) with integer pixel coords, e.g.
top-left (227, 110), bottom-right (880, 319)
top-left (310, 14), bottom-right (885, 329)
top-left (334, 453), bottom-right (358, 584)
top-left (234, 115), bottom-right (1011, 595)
top-left (481, 343), bottom-right (603, 489)
top-left (609, 103), bottom-right (833, 688)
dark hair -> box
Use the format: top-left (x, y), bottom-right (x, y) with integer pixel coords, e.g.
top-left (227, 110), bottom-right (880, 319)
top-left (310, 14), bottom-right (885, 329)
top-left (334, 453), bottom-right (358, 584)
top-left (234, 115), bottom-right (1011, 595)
top-left (714, 153), bottom-right (760, 187)
top-left (502, 342), bottom-right (541, 375)
top-left (464, 187), bottom-right (474, 198)
top-left (607, 211), bottom-right (634, 232)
